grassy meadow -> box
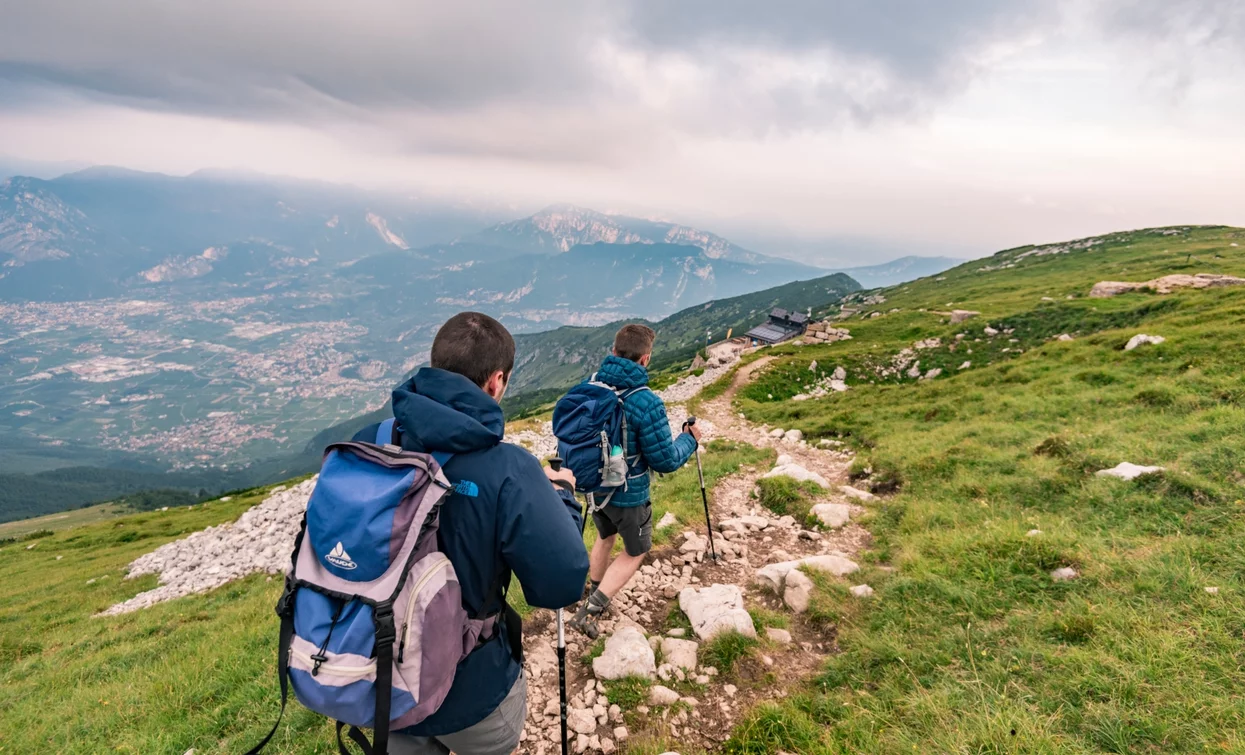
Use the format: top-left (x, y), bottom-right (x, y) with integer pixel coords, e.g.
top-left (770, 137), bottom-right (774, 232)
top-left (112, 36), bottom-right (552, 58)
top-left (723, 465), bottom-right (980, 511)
top-left (722, 225), bottom-right (1245, 753)
top-left (0, 433), bottom-right (765, 752)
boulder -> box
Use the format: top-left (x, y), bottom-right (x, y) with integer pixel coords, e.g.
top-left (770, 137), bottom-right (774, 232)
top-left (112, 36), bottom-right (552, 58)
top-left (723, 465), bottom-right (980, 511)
top-left (958, 361), bottom-right (972, 370)
top-left (765, 627), bottom-right (793, 644)
top-left (1124, 334), bottom-right (1165, 351)
top-left (839, 485), bottom-right (877, 502)
top-left (833, 366), bottom-right (847, 380)
top-left (769, 428), bottom-right (785, 438)
top-left (810, 503), bottom-right (850, 529)
top-left (763, 464), bottom-right (830, 489)
top-left (783, 570), bottom-right (814, 613)
top-left (592, 625), bottom-right (657, 680)
top-left (649, 685), bottom-right (681, 706)
top-left (983, 326), bottom-right (999, 336)
top-left (660, 637), bottom-right (699, 670)
top-left (567, 707), bottom-right (597, 735)
top-left (1051, 567), bottom-right (1078, 582)
top-left (755, 554), bottom-right (859, 593)
top-left (1056, 333), bottom-right (1075, 341)
top-left (678, 584), bottom-right (756, 640)
top-left (1096, 462), bottom-right (1164, 481)
top-left (783, 429), bottom-right (804, 444)
top-left (950, 310), bottom-right (980, 324)
top-left (849, 584), bottom-right (875, 598)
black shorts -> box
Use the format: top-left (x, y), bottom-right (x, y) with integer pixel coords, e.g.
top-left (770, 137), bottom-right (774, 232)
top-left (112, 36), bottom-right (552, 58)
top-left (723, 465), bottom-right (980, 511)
top-left (592, 502), bottom-right (653, 557)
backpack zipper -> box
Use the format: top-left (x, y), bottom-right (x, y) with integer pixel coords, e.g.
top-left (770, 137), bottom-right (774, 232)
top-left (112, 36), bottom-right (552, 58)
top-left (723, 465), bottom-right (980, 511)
top-left (398, 554), bottom-right (452, 664)
top-left (290, 646), bottom-right (377, 678)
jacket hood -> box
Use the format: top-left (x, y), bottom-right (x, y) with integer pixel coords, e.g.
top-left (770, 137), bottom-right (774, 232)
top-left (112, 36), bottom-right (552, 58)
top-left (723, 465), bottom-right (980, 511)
top-left (596, 354), bottom-right (650, 390)
top-left (391, 367), bottom-right (504, 454)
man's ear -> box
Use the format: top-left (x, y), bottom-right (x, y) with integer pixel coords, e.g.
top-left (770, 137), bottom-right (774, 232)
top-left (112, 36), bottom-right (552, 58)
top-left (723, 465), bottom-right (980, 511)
top-left (483, 370), bottom-right (507, 401)
top-left (639, 353), bottom-right (652, 368)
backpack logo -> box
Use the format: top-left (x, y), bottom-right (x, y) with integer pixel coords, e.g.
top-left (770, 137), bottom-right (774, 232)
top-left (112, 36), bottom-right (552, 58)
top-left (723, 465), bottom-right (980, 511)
top-left (325, 541), bottom-right (357, 570)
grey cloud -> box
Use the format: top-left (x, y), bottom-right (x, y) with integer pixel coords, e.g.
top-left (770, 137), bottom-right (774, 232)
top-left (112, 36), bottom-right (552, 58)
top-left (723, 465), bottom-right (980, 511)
top-left (0, 0), bottom-right (607, 117)
top-left (0, 0), bottom-right (1232, 161)
top-left (623, 1), bottom-right (1056, 76)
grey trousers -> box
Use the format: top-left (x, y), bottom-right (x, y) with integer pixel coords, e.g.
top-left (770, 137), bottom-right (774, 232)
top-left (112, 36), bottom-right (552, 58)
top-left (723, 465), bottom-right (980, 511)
top-left (389, 671), bottom-right (528, 755)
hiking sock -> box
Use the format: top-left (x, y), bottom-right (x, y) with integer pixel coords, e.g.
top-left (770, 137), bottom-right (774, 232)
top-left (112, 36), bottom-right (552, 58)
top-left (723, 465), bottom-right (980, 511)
top-left (569, 590), bottom-right (611, 639)
top-left (590, 580), bottom-right (601, 594)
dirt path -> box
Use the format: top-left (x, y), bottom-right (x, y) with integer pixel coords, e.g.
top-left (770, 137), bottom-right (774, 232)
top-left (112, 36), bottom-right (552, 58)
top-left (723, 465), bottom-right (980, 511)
top-left (517, 355), bottom-right (875, 755)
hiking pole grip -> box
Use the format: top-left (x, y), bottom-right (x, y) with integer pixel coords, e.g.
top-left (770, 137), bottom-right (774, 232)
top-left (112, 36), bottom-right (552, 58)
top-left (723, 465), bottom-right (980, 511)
top-left (549, 456), bottom-right (563, 472)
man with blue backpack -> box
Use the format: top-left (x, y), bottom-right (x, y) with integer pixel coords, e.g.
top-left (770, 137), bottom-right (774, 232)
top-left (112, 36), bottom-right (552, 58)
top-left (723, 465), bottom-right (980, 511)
top-left (248, 311), bottom-right (588, 755)
top-left (553, 324), bottom-right (700, 639)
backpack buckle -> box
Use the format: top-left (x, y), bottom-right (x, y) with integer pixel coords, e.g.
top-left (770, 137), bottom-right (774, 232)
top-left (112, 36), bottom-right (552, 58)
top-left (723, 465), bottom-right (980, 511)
top-left (274, 579), bottom-right (296, 617)
top-left (373, 604), bottom-right (397, 646)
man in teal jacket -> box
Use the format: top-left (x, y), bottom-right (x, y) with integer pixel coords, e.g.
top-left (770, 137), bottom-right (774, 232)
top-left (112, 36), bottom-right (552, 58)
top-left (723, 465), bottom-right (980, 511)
top-left (569, 324), bottom-right (700, 638)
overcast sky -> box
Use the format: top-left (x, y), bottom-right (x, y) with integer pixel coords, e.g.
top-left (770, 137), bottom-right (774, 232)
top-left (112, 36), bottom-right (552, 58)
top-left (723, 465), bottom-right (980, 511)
top-left (1, 0), bottom-right (1242, 261)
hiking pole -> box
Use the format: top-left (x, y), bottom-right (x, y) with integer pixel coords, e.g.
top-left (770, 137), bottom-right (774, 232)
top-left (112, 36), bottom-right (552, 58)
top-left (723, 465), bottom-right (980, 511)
top-left (685, 417), bottom-right (718, 562)
top-left (548, 455), bottom-right (571, 755)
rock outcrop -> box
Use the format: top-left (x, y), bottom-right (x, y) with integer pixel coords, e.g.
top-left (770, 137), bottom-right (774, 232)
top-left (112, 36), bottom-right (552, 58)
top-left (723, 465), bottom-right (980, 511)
top-left (1090, 273), bottom-right (1245, 298)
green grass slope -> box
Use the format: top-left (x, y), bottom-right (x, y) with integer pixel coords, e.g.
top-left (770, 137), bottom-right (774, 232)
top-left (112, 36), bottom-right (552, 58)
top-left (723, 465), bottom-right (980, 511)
top-left (721, 225), bottom-right (1245, 753)
top-left (0, 442), bottom-right (770, 753)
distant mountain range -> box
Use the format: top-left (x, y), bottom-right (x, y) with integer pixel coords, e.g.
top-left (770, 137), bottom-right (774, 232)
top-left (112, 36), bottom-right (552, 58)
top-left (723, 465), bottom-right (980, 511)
top-left (299, 270), bottom-right (862, 459)
top-left (832, 256), bottom-right (966, 289)
top-left (0, 167), bottom-right (493, 300)
top-left (446, 204), bottom-right (793, 266)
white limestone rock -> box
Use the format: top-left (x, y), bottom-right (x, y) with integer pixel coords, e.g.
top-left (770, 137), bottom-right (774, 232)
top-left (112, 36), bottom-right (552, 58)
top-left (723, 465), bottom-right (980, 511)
top-left (810, 503), bottom-right (851, 529)
top-left (1124, 334), bottom-right (1165, 351)
top-left (678, 584), bottom-right (756, 640)
top-left (649, 685), bottom-right (681, 706)
top-left (763, 464), bottom-right (830, 489)
top-left (592, 625), bottom-right (656, 680)
top-left (839, 485), bottom-right (877, 502)
top-left (1051, 567), bottom-right (1079, 582)
top-left (660, 637), bottom-right (700, 670)
top-left (1096, 462), bottom-right (1164, 481)
top-left (783, 569), bottom-right (814, 613)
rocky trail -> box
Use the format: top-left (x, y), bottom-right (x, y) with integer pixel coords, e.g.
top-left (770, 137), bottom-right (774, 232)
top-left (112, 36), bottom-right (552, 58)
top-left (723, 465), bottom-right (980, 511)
top-left (516, 355), bottom-right (875, 754)
top-left (102, 351), bottom-right (882, 755)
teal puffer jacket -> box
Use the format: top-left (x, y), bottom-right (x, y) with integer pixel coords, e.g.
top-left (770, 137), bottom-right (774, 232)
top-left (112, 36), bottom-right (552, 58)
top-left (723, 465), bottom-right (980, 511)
top-left (590, 355), bottom-right (698, 507)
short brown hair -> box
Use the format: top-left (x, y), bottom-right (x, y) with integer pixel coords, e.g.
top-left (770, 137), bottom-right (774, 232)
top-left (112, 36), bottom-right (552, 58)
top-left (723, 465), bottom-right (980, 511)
top-left (613, 323), bottom-right (656, 362)
top-left (430, 311), bottom-right (515, 387)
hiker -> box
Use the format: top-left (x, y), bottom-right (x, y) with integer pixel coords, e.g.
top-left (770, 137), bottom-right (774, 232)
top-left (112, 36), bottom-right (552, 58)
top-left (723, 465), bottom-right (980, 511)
top-left (360, 312), bottom-right (589, 755)
top-left (566, 324), bottom-right (700, 638)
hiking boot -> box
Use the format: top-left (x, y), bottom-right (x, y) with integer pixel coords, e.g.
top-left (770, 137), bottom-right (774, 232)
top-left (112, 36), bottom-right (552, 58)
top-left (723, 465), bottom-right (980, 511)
top-left (569, 589), bottom-right (610, 639)
top-left (567, 610), bottom-right (600, 640)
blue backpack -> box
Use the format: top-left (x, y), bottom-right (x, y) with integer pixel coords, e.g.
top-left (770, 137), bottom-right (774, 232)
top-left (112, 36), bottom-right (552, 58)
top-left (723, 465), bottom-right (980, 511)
top-left (552, 376), bottom-right (649, 505)
top-left (248, 419), bottom-right (506, 755)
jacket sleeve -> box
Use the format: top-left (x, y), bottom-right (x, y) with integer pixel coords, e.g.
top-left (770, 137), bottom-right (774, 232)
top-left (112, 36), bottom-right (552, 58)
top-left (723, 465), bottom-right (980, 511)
top-left (635, 396), bottom-right (698, 474)
top-left (498, 455), bottom-right (590, 610)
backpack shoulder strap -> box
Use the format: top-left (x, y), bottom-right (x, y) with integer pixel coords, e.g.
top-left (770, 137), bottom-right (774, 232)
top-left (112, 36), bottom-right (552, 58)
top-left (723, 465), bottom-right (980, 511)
top-left (618, 386), bottom-right (651, 402)
top-left (375, 418), bottom-right (397, 446)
